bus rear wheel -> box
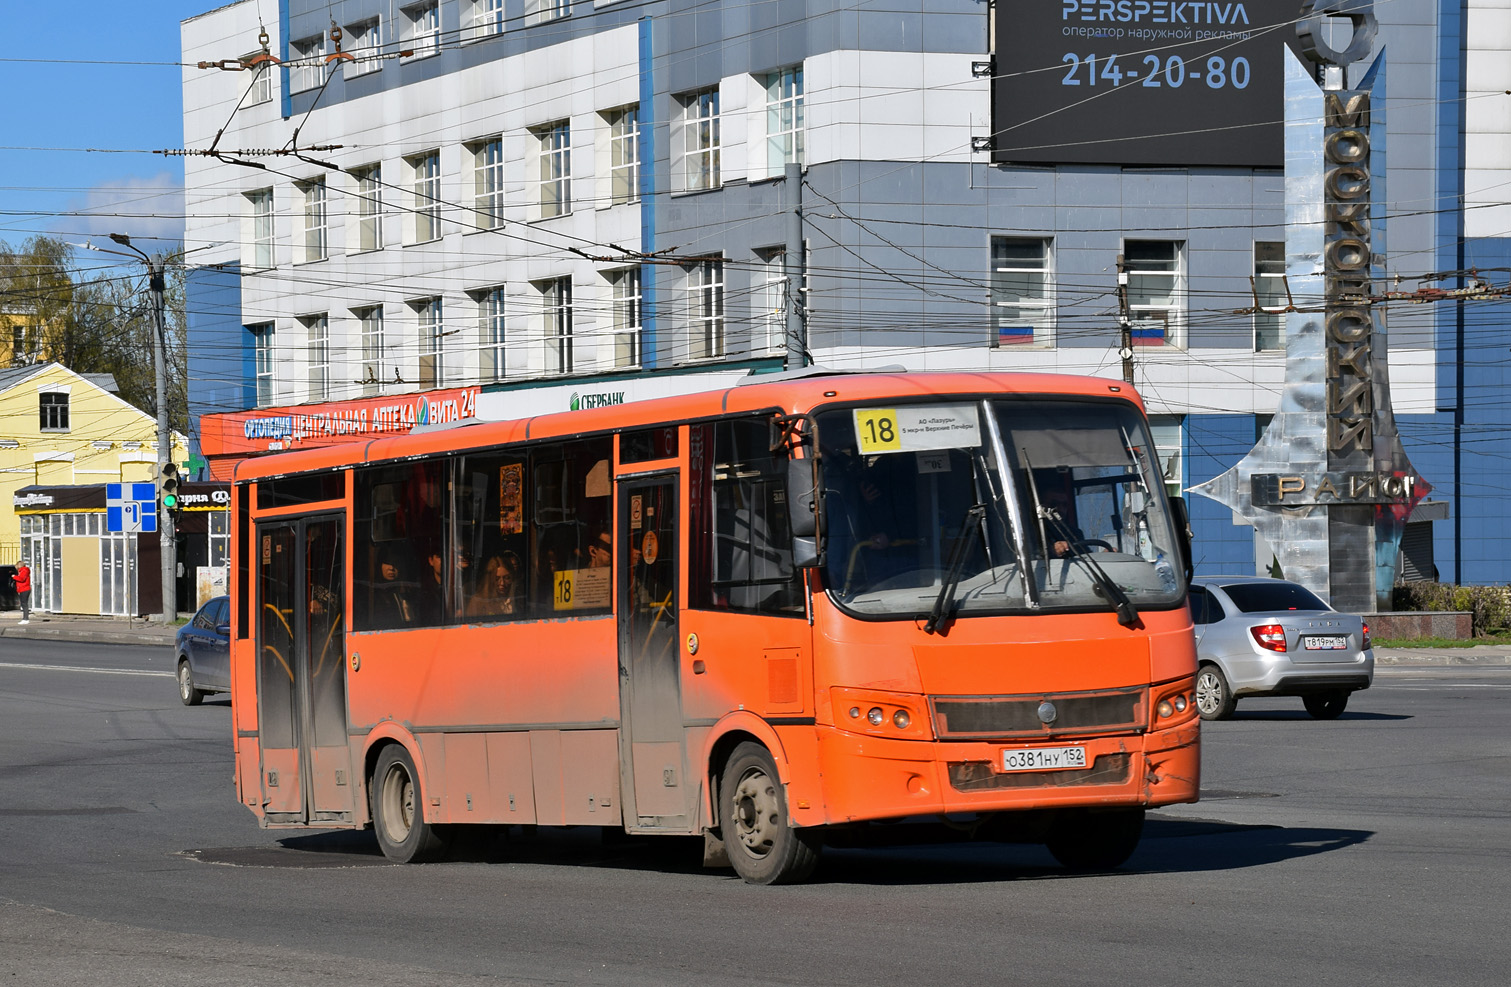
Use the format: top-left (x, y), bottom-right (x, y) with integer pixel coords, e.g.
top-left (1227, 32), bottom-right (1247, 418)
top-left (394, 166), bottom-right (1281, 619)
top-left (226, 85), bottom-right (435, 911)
top-left (1045, 807), bottom-right (1145, 872)
top-left (720, 742), bottom-right (820, 885)
top-left (371, 745), bottom-right (450, 863)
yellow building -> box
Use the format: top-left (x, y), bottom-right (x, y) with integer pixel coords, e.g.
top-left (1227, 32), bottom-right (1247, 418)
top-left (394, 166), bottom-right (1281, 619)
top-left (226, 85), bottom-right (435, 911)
top-left (1, 362), bottom-right (187, 615)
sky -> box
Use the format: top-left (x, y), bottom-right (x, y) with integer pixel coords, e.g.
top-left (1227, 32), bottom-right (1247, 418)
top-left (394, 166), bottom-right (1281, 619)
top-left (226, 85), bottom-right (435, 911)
top-left (0, 1), bottom-right (221, 265)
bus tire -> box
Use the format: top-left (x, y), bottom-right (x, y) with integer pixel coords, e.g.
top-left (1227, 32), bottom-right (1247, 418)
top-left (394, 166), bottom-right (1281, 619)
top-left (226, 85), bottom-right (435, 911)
top-left (1046, 807), bottom-right (1145, 872)
top-left (177, 659), bottom-right (204, 706)
top-left (371, 744), bottom-right (450, 863)
top-left (720, 742), bottom-right (820, 885)
top-left (1195, 663), bottom-right (1236, 720)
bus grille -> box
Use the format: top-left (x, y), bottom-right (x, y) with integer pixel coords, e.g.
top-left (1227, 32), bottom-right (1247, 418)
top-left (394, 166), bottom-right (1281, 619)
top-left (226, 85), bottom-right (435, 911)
top-left (931, 688), bottom-right (1144, 740)
top-left (947, 754), bottom-right (1132, 792)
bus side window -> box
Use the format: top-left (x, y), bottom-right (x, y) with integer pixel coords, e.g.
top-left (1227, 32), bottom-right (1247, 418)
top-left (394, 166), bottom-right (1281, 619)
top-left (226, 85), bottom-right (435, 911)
top-left (691, 417), bottom-right (804, 615)
top-left (457, 454), bottom-right (528, 622)
top-left (529, 439), bottom-right (612, 616)
top-left (353, 461), bottom-right (447, 631)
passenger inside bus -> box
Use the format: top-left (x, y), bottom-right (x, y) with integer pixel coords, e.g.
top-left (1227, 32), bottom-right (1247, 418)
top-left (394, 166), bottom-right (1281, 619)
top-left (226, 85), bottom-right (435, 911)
top-left (371, 548), bottom-right (416, 628)
top-left (467, 552), bottom-right (521, 617)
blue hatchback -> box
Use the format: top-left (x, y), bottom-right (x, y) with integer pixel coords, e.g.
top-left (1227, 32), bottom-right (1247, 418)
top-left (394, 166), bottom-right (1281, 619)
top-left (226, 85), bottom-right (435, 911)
top-left (175, 596), bottom-right (230, 705)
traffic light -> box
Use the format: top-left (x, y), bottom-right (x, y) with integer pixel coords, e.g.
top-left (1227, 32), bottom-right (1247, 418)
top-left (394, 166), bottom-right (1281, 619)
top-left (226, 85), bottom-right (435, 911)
top-left (161, 461), bottom-right (180, 510)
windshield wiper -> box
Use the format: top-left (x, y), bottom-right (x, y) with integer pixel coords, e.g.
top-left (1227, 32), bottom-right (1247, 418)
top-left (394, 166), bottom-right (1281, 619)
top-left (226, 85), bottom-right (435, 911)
top-left (1038, 504), bottom-right (1141, 628)
top-left (1020, 449), bottom-right (1140, 629)
top-left (924, 503), bottom-right (986, 634)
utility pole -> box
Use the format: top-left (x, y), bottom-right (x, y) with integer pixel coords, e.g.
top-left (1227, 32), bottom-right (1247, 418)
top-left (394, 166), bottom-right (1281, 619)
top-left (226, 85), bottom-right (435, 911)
top-left (110, 234), bottom-right (177, 623)
top-left (1115, 253), bottom-right (1135, 385)
top-left (784, 161), bottom-right (808, 370)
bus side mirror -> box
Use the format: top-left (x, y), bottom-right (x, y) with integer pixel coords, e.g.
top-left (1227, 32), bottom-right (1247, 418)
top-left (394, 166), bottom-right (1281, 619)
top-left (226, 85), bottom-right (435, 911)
top-left (1167, 494), bottom-right (1194, 584)
top-left (787, 458), bottom-right (820, 568)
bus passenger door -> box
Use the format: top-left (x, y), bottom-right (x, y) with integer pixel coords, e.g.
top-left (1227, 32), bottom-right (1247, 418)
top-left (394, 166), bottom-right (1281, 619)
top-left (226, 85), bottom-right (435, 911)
top-left (254, 515), bottom-right (355, 826)
top-left (617, 476), bottom-right (690, 830)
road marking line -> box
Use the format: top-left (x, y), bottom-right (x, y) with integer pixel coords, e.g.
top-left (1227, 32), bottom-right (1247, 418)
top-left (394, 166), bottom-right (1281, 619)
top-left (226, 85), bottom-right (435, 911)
top-left (0, 662), bottom-right (173, 678)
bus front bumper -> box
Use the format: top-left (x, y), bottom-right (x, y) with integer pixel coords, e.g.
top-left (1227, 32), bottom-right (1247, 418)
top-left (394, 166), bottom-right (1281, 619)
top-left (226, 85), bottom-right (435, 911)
top-left (808, 720), bottom-right (1199, 826)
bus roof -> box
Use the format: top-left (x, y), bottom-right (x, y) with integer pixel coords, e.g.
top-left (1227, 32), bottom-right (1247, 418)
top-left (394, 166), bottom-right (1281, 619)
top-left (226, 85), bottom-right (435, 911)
top-left (229, 370), bottom-right (1144, 482)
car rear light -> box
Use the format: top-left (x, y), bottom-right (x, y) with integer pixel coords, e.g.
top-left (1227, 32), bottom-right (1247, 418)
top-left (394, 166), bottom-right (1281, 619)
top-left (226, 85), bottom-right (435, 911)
top-left (1250, 623), bottom-right (1288, 652)
top-left (1362, 622), bottom-right (1371, 650)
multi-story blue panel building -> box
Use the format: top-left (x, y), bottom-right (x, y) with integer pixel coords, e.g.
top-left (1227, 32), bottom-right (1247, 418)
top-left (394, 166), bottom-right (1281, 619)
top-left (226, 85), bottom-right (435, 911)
top-left (179, 0), bottom-right (1508, 586)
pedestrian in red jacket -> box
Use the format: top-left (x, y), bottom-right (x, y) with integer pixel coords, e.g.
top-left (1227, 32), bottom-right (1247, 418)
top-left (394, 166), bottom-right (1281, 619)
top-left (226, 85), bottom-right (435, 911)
top-left (13, 562), bottom-right (31, 624)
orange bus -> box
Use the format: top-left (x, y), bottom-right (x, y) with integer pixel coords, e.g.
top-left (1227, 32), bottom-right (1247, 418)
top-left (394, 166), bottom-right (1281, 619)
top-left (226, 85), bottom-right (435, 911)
top-left (227, 370), bottom-right (1199, 883)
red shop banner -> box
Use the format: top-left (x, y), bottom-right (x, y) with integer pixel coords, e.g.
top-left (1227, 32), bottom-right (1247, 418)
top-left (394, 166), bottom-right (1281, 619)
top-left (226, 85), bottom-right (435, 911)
top-left (200, 387), bottom-right (481, 467)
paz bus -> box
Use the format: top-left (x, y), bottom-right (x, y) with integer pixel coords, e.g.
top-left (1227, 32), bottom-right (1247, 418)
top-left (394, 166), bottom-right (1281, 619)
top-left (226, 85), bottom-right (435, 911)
top-left (227, 370), bottom-right (1199, 884)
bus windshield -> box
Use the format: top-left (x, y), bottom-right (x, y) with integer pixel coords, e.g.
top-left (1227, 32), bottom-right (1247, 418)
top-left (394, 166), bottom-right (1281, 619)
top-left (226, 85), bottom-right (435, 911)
top-left (815, 398), bottom-right (1184, 619)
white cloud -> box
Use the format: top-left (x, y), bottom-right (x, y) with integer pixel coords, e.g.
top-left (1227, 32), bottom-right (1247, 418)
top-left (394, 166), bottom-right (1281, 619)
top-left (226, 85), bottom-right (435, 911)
top-left (61, 171), bottom-right (185, 250)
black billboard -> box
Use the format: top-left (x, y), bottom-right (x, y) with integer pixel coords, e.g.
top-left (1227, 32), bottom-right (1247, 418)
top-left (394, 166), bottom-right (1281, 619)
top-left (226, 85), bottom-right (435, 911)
top-left (992, 1), bottom-right (1306, 166)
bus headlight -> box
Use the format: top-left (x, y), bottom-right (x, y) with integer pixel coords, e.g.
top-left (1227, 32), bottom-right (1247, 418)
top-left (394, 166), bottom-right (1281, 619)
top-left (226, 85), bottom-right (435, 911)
top-left (1151, 678), bottom-right (1198, 729)
top-left (830, 687), bottom-right (933, 740)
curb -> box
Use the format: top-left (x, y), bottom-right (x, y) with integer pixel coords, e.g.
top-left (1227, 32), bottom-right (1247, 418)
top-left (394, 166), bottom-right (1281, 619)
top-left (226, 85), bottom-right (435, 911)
top-left (1375, 652), bottom-right (1511, 667)
top-left (0, 627), bottom-right (175, 648)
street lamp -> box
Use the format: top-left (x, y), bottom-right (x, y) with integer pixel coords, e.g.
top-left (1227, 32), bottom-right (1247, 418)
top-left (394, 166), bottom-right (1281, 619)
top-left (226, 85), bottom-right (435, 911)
top-left (91, 234), bottom-right (178, 624)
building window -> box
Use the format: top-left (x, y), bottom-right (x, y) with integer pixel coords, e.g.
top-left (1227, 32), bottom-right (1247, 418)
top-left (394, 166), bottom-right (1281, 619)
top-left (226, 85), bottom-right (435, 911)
top-left (402, 2), bottom-right (440, 60)
top-left (1123, 240), bottom-right (1185, 347)
top-left (755, 249), bottom-right (786, 355)
top-left (535, 122), bottom-right (571, 219)
top-left (606, 105), bottom-right (640, 206)
top-left (38, 392), bottom-right (69, 431)
top-left (542, 278), bottom-right (573, 374)
top-left (11, 325), bottom-right (39, 366)
top-left (297, 177), bottom-right (327, 263)
top-left (688, 258), bottom-right (725, 360)
top-left (408, 150), bottom-right (441, 243)
top-left (464, 0), bottom-right (507, 41)
top-left (246, 188), bottom-right (273, 270)
top-left (608, 267), bottom-right (643, 368)
top-left (356, 306), bottom-right (386, 396)
top-left (525, 0), bottom-right (571, 26)
top-left (303, 314), bottom-right (330, 402)
top-left (343, 18), bottom-right (382, 78)
top-left (251, 323), bottom-right (275, 407)
top-left (991, 237), bottom-right (1054, 346)
top-left (243, 51), bottom-right (274, 104)
top-left (470, 137), bottom-right (505, 229)
top-left (290, 34), bottom-right (326, 93)
top-left (353, 164), bottom-right (382, 252)
top-left (478, 287), bottom-right (507, 381)
top-left (1147, 415), bottom-right (1185, 497)
top-left (415, 297), bottom-right (445, 388)
top-left (764, 66), bottom-right (804, 174)
top-left (676, 89), bottom-right (720, 192)
top-left (1254, 241), bottom-right (1286, 352)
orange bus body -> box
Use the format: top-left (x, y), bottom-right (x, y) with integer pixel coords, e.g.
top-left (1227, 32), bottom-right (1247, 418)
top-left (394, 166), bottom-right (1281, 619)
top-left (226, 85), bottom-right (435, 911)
top-left (227, 371), bottom-right (1199, 880)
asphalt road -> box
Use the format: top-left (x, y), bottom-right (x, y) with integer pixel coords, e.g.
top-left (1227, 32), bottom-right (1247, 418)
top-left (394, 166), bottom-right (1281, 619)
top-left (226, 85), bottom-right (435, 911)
top-left (1, 639), bottom-right (1506, 986)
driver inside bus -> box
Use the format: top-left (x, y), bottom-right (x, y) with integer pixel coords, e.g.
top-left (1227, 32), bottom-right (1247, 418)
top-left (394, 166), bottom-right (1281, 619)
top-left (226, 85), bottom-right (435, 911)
top-left (823, 447), bottom-right (911, 593)
top-left (1035, 474), bottom-right (1087, 558)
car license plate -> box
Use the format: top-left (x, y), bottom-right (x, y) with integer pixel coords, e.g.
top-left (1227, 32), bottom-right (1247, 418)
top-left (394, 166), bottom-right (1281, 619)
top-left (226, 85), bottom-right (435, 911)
top-left (1001, 746), bottom-right (1087, 772)
top-left (1304, 635), bottom-right (1348, 650)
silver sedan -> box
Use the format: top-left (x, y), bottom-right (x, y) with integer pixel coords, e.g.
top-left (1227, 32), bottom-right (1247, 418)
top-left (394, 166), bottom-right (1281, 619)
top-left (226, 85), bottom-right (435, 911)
top-left (1190, 576), bottom-right (1373, 720)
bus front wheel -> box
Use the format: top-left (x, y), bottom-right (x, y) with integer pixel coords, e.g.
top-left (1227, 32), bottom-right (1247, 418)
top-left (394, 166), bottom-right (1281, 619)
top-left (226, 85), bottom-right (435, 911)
top-left (371, 745), bottom-right (450, 863)
top-left (720, 742), bottom-right (820, 885)
top-left (1045, 807), bottom-right (1145, 872)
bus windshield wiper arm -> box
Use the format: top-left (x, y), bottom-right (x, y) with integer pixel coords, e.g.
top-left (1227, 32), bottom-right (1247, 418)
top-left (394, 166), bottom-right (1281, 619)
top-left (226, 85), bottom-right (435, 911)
top-left (925, 504), bottom-right (986, 635)
top-left (1041, 507), bottom-right (1141, 628)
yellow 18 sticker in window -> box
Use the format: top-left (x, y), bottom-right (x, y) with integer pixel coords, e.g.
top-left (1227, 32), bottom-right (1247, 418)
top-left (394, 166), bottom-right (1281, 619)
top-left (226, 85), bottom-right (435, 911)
top-left (554, 569), bottom-right (576, 610)
top-left (854, 408), bottom-right (901, 454)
